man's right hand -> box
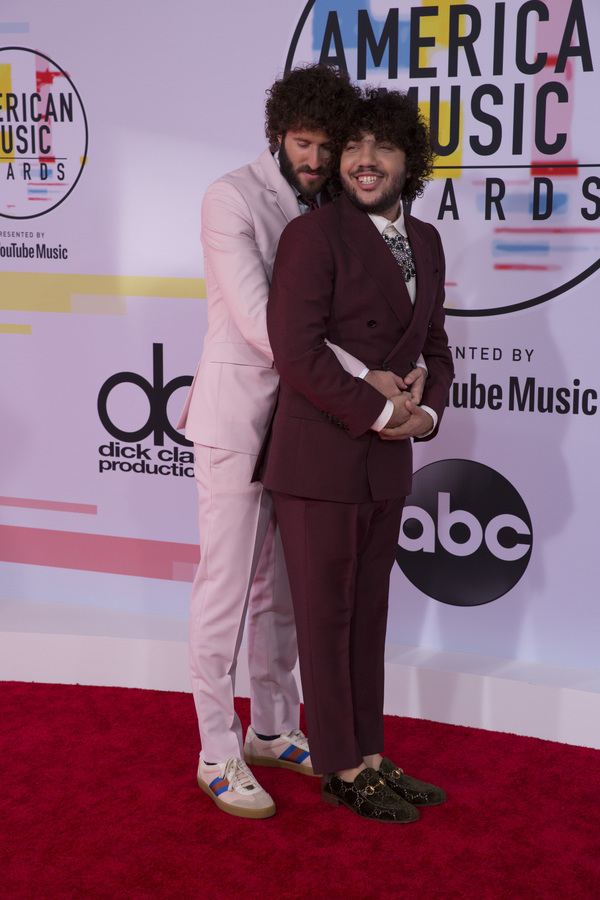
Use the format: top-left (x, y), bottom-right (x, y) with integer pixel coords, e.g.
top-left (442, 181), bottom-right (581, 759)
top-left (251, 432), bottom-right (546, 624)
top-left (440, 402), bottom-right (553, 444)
top-left (379, 401), bottom-right (434, 440)
top-left (364, 369), bottom-right (408, 399)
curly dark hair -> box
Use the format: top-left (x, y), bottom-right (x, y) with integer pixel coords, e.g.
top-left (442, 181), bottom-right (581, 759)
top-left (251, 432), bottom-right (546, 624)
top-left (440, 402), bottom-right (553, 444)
top-left (265, 64), bottom-right (360, 151)
top-left (344, 88), bottom-right (435, 203)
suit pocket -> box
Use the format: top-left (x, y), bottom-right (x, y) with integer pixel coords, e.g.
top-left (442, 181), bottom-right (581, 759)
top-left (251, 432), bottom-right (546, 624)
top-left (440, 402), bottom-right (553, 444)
top-left (203, 342), bottom-right (274, 368)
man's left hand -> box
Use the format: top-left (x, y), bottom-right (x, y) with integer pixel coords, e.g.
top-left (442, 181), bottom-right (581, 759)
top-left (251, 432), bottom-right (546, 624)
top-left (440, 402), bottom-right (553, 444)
top-left (378, 400), bottom-right (433, 440)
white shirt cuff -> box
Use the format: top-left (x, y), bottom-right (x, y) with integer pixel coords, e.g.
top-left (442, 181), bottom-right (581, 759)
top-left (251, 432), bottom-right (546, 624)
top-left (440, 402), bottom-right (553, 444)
top-left (418, 404), bottom-right (437, 437)
top-left (371, 399), bottom-right (394, 432)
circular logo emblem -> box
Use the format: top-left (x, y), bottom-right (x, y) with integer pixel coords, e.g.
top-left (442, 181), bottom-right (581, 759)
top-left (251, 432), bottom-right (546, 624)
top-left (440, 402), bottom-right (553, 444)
top-left (396, 459), bottom-right (533, 606)
top-left (286, 0), bottom-right (600, 316)
top-left (0, 46), bottom-right (88, 219)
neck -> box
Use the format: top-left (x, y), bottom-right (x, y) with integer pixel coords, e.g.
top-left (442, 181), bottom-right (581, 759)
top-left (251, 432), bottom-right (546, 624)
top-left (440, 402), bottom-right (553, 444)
top-left (384, 201), bottom-right (402, 222)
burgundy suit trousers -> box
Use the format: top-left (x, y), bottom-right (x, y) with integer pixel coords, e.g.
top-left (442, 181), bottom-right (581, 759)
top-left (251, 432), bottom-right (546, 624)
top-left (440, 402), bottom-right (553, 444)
top-left (272, 491), bottom-right (405, 775)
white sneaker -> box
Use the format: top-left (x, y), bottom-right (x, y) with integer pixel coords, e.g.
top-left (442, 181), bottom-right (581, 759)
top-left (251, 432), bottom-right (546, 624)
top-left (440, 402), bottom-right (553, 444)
top-left (197, 757), bottom-right (276, 819)
top-left (244, 725), bottom-right (315, 776)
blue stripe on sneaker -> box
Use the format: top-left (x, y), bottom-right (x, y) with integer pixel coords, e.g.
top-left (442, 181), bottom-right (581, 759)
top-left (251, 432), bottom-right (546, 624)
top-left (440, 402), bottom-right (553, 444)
top-left (210, 776), bottom-right (229, 796)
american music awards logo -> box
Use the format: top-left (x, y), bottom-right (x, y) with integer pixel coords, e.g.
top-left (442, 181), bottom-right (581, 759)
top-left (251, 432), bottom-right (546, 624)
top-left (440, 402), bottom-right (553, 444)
top-left (0, 46), bottom-right (88, 219)
top-left (286, 0), bottom-right (600, 317)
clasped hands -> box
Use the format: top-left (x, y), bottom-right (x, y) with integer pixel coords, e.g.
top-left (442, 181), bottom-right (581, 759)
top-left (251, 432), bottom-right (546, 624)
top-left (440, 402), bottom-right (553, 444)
top-left (364, 367), bottom-right (433, 441)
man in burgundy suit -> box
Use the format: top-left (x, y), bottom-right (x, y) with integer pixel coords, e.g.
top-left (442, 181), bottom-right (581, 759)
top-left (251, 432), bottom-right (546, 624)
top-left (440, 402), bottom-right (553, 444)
top-left (263, 89), bottom-right (455, 823)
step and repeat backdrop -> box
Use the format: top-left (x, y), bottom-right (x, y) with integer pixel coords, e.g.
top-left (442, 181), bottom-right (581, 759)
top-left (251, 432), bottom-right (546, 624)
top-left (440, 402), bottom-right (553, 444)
top-left (1, 0), bottom-right (599, 671)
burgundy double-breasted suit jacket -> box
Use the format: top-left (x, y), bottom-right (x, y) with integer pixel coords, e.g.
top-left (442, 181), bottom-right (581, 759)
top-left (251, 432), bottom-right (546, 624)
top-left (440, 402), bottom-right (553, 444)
top-left (262, 192), bottom-right (454, 504)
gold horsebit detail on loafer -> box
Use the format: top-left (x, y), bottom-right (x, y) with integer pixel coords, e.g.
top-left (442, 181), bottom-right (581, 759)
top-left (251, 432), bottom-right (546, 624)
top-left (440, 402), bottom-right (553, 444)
top-left (364, 777), bottom-right (386, 796)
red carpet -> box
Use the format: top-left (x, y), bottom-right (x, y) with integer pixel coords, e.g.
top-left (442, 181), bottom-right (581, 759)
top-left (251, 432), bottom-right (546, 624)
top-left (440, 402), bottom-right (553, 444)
top-left (3, 682), bottom-right (600, 899)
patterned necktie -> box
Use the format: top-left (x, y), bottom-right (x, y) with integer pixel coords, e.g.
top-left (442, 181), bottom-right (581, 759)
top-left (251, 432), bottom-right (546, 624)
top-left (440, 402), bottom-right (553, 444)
top-left (382, 227), bottom-right (416, 283)
top-left (298, 194), bottom-right (319, 212)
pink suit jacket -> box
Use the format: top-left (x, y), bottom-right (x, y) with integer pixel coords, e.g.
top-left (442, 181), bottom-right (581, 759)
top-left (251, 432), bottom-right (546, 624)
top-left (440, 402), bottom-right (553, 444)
top-left (177, 148), bottom-right (298, 454)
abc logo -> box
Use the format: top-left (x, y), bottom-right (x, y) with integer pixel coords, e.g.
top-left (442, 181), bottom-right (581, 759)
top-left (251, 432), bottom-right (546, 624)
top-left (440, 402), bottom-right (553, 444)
top-left (396, 459), bottom-right (533, 606)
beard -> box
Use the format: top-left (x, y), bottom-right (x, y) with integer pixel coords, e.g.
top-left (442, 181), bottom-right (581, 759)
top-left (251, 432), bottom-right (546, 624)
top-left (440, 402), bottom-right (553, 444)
top-left (341, 168), bottom-right (407, 216)
top-left (279, 137), bottom-right (328, 200)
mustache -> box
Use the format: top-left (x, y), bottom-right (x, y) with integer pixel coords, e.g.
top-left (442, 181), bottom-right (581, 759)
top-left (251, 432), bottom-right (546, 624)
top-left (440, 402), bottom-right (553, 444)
top-left (351, 166), bottom-right (384, 176)
top-left (297, 165), bottom-right (327, 176)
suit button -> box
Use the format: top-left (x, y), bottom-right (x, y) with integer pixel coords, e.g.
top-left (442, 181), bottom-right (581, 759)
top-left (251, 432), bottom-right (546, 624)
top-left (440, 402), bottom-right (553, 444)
top-left (367, 319), bottom-right (377, 328)
top-left (381, 363), bottom-right (391, 371)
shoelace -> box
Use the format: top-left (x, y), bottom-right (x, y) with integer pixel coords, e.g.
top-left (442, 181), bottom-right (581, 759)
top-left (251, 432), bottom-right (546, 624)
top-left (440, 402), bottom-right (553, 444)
top-left (283, 729), bottom-right (310, 753)
top-left (223, 758), bottom-right (258, 793)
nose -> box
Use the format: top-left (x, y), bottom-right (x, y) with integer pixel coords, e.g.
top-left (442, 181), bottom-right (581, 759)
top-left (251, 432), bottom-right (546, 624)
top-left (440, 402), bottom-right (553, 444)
top-left (308, 144), bottom-right (329, 171)
top-left (357, 143), bottom-right (377, 167)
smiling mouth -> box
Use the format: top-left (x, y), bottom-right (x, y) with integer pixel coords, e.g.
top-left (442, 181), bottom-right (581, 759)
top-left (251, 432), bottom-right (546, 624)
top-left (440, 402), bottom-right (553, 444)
top-left (351, 167), bottom-right (384, 185)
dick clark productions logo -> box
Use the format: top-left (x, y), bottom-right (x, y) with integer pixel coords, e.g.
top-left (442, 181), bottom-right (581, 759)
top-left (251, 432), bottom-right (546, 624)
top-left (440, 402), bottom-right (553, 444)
top-left (396, 459), bottom-right (533, 606)
top-left (98, 344), bottom-right (192, 447)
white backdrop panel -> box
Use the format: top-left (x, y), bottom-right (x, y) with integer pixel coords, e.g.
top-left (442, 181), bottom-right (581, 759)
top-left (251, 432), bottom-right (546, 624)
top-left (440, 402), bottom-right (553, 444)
top-left (1, 0), bottom-right (598, 673)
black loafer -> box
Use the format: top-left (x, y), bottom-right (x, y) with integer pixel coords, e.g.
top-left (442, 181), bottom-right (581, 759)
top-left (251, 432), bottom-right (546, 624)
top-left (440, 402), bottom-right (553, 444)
top-left (378, 757), bottom-right (446, 806)
top-left (321, 767), bottom-right (419, 823)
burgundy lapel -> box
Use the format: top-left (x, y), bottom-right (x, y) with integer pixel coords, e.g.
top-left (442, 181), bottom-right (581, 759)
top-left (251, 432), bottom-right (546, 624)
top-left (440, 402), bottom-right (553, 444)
top-left (338, 194), bottom-right (414, 326)
top-left (380, 214), bottom-right (437, 363)
top-left (405, 213), bottom-right (434, 314)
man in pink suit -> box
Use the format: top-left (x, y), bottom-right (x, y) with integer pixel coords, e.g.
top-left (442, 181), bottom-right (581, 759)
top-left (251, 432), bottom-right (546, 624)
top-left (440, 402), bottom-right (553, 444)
top-left (263, 89), bottom-right (455, 823)
top-left (178, 67), bottom-right (425, 819)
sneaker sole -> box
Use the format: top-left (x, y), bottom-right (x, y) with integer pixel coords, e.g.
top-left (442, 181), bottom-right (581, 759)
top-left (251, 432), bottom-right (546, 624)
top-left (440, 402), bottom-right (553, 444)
top-left (244, 751), bottom-right (317, 777)
top-left (197, 774), bottom-right (276, 819)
